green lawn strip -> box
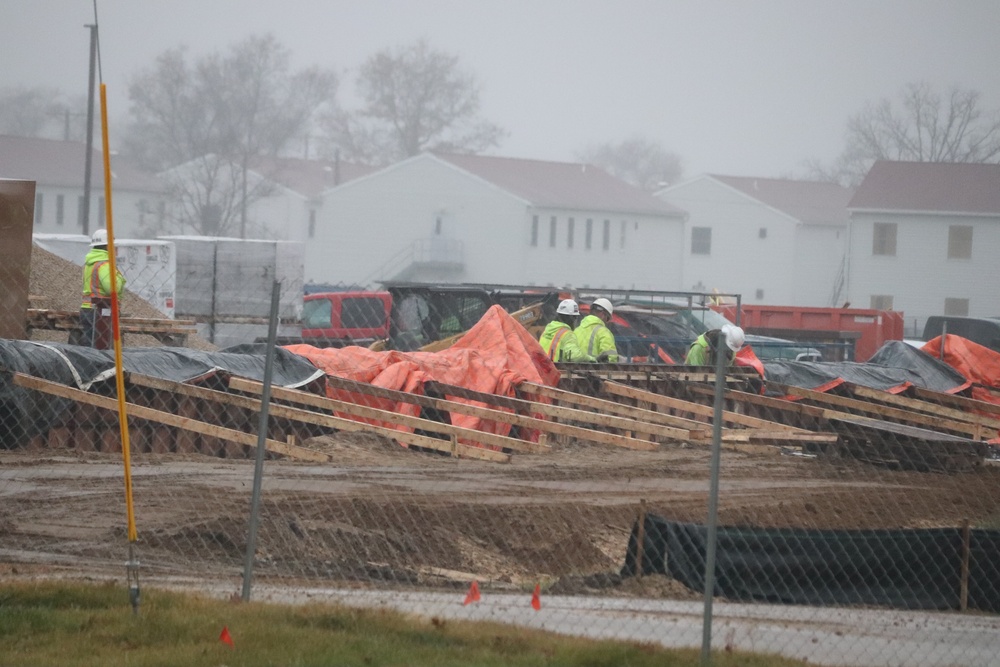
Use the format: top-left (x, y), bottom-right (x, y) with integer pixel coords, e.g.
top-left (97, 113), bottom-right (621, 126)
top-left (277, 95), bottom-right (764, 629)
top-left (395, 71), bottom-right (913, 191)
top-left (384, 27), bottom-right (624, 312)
top-left (0, 581), bottom-right (807, 667)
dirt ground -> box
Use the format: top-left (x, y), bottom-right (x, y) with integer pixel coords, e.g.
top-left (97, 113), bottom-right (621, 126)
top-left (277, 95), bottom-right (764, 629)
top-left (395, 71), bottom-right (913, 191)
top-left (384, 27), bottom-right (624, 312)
top-left (2, 431), bottom-right (999, 599)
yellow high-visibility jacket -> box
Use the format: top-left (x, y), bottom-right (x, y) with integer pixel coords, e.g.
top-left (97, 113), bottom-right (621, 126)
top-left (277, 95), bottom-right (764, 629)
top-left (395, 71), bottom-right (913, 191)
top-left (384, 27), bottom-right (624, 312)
top-left (539, 320), bottom-right (595, 362)
top-left (81, 248), bottom-right (126, 309)
top-left (574, 314), bottom-right (618, 362)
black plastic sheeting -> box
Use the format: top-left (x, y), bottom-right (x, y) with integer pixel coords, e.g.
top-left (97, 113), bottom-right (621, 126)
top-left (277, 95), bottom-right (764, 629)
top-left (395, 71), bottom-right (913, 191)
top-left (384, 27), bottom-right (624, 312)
top-left (762, 341), bottom-right (970, 394)
top-left (621, 513), bottom-right (1000, 612)
top-left (0, 339), bottom-right (324, 448)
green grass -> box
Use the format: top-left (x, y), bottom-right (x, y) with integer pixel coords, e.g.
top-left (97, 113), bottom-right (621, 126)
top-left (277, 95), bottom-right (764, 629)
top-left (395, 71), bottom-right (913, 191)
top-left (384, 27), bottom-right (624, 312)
top-left (0, 581), bottom-right (808, 667)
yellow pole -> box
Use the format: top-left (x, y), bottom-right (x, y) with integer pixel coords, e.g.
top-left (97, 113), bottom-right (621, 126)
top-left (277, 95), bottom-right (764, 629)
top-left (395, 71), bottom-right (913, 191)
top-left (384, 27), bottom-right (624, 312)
top-left (99, 83), bottom-right (136, 541)
top-left (99, 83), bottom-right (140, 613)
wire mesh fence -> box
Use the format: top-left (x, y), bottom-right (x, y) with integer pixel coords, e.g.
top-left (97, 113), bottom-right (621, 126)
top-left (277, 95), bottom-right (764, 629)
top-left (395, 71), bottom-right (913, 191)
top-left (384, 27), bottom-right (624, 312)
top-left (4, 242), bottom-right (1000, 666)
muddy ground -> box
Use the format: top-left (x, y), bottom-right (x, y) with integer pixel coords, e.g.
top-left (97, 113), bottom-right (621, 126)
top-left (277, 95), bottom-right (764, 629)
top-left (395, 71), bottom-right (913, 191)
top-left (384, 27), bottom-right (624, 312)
top-left (2, 432), bottom-right (999, 599)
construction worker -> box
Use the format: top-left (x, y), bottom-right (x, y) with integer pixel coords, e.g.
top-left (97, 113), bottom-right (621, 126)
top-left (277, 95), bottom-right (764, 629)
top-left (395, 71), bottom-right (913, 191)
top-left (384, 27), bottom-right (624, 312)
top-left (76, 228), bottom-right (126, 349)
top-left (575, 297), bottom-right (618, 362)
top-left (685, 324), bottom-right (745, 366)
top-left (539, 299), bottom-right (595, 362)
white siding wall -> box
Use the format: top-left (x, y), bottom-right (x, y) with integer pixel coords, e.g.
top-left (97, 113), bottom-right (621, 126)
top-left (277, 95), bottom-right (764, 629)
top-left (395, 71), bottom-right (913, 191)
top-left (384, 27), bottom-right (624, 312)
top-left (310, 157), bottom-right (526, 286)
top-left (793, 225), bottom-right (848, 307)
top-left (524, 210), bottom-right (683, 290)
top-left (847, 212), bottom-right (1000, 333)
top-left (30, 185), bottom-right (162, 239)
top-left (659, 177), bottom-right (798, 302)
top-left (310, 155), bottom-right (685, 290)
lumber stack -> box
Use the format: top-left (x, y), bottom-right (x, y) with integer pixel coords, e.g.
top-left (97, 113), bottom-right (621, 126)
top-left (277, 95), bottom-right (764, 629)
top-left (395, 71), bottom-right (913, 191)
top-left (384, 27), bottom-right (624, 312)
top-left (7, 357), bottom-right (996, 472)
top-left (26, 308), bottom-right (197, 346)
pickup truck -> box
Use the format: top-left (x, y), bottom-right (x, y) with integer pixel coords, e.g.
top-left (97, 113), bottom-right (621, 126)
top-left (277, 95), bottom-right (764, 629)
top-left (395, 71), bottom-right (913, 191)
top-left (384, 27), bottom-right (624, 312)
top-left (922, 315), bottom-right (1000, 353)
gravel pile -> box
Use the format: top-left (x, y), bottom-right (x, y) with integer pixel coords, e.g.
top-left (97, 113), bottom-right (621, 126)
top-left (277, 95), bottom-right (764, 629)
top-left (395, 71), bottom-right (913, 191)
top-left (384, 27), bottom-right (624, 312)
top-left (28, 245), bottom-right (216, 351)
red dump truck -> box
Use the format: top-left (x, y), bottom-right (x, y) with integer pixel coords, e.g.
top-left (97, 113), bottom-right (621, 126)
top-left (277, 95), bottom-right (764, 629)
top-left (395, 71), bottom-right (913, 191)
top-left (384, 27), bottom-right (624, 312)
top-left (714, 304), bottom-right (904, 362)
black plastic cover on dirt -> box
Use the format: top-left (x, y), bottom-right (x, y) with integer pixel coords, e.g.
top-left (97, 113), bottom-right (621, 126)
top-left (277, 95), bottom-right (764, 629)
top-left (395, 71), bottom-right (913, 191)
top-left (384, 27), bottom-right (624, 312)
top-left (0, 339), bottom-right (323, 390)
top-left (622, 513), bottom-right (1000, 612)
top-left (762, 341), bottom-right (969, 393)
top-left (0, 339), bottom-right (324, 447)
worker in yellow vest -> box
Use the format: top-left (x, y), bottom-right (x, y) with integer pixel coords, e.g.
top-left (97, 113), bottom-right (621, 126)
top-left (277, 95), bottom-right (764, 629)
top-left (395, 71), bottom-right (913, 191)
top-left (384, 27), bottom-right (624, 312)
top-left (77, 228), bottom-right (126, 349)
top-left (538, 299), bottom-right (595, 362)
top-left (685, 324), bottom-right (745, 366)
top-left (575, 297), bottom-right (618, 362)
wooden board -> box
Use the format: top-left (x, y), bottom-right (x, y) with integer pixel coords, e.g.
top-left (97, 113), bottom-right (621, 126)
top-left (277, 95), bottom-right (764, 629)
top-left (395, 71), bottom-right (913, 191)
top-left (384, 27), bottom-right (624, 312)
top-left (126, 373), bottom-right (509, 464)
top-left (12, 373), bottom-right (329, 462)
top-left (518, 381), bottom-right (709, 441)
top-left (313, 374), bottom-right (658, 452)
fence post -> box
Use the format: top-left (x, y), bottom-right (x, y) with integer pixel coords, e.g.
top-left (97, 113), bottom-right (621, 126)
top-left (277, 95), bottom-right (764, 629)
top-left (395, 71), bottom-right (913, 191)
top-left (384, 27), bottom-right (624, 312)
top-left (241, 279), bottom-right (281, 602)
top-left (700, 344), bottom-right (728, 665)
top-left (960, 519), bottom-right (970, 612)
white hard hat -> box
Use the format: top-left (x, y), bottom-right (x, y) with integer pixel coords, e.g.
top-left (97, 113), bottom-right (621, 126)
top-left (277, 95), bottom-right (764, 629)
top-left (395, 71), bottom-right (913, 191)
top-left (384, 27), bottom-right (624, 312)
top-left (90, 228), bottom-right (108, 247)
top-left (556, 299), bottom-right (580, 316)
top-left (722, 324), bottom-right (745, 352)
top-left (592, 298), bottom-right (613, 316)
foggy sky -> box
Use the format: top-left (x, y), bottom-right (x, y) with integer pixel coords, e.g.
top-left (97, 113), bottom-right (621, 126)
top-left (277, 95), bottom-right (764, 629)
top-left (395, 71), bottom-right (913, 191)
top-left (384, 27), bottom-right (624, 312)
top-left (6, 0), bottom-right (1000, 178)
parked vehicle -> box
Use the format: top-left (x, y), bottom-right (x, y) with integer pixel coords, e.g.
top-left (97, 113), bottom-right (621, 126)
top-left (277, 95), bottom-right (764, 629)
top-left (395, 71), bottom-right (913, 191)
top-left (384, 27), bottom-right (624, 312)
top-left (382, 283), bottom-right (559, 351)
top-left (714, 304), bottom-right (904, 362)
top-left (266, 291), bottom-right (391, 348)
top-left (922, 316), bottom-right (1000, 353)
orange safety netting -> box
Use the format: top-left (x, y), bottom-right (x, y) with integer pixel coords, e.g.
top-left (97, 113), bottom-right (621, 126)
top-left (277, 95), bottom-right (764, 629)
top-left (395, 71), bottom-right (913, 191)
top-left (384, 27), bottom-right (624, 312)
top-left (284, 305), bottom-right (560, 444)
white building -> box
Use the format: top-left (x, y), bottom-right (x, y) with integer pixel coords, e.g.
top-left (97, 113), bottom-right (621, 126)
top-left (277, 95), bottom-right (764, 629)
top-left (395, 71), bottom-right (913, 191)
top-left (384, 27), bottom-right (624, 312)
top-left (657, 175), bottom-right (853, 306)
top-left (0, 134), bottom-right (167, 239)
top-left (846, 160), bottom-right (1000, 334)
top-left (308, 152), bottom-right (687, 290)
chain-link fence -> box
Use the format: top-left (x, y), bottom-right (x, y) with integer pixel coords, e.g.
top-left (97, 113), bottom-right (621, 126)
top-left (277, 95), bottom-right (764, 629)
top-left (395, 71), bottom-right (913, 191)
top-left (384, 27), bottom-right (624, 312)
top-left (3, 238), bottom-right (1000, 666)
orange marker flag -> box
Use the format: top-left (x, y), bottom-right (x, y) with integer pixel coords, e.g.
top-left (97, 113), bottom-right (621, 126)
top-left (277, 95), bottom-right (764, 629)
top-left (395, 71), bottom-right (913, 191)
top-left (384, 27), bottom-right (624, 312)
top-left (463, 580), bottom-right (481, 605)
top-left (219, 625), bottom-right (235, 648)
top-left (531, 584), bottom-right (541, 611)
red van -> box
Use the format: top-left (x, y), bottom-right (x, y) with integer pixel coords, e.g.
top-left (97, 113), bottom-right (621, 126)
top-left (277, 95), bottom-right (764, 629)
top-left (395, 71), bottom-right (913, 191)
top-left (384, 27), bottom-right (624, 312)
top-left (299, 291), bottom-right (392, 348)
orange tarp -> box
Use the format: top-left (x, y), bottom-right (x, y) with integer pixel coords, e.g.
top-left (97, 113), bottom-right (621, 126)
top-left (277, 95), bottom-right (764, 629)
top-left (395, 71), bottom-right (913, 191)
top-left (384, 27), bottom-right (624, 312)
top-left (921, 335), bottom-right (1000, 408)
top-left (284, 306), bottom-right (559, 443)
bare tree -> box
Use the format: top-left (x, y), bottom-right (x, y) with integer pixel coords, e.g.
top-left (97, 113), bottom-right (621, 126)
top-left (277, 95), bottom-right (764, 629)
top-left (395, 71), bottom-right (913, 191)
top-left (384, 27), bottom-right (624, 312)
top-left (322, 40), bottom-right (505, 164)
top-left (123, 35), bottom-right (337, 237)
top-left (820, 82), bottom-right (1000, 186)
top-left (577, 137), bottom-right (683, 191)
top-left (0, 86), bottom-right (89, 140)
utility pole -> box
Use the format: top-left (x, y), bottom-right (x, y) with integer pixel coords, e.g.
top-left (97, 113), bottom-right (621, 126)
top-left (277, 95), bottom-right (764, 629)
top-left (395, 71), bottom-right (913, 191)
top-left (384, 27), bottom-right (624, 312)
top-left (82, 23), bottom-right (98, 235)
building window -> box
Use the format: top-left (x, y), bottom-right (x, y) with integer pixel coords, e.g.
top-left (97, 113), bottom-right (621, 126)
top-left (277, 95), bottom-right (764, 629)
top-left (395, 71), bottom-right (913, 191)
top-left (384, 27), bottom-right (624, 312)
top-left (56, 195), bottom-right (65, 226)
top-left (77, 196), bottom-right (85, 226)
top-left (34, 193), bottom-right (43, 225)
top-left (549, 216), bottom-right (557, 247)
top-left (691, 227), bottom-right (712, 255)
top-left (944, 297), bottom-right (969, 316)
top-left (530, 215), bottom-right (538, 247)
top-left (872, 222), bottom-right (897, 256)
top-left (947, 225), bottom-right (972, 259)
top-left (585, 219), bottom-right (593, 249)
top-left (619, 220), bottom-right (627, 249)
top-left (308, 210), bottom-right (316, 238)
top-left (870, 294), bottom-right (894, 310)
top-left (567, 218), bottom-right (574, 249)
top-left (756, 289), bottom-right (764, 300)
top-left (759, 227), bottom-right (767, 239)
top-left (602, 219), bottom-right (610, 251)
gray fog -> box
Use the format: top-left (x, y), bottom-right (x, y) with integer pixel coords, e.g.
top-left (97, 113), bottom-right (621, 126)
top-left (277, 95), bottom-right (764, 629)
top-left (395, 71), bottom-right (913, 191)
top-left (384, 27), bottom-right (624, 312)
top-left (5, 0), bottom-right (1000, 176)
